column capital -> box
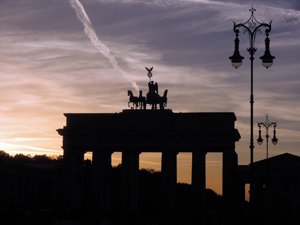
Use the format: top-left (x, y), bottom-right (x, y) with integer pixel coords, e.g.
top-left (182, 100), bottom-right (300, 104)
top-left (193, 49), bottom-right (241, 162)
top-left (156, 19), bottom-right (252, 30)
top-left (192, 149), bottom-right (207, 154)
top-left (162, 149), bottom-right (178, 155)
top-left (62, 145), bottom-right (86, 154)
top-left (121, 149), bottom-right (141, 154)
top-left (220, 145), bottom-right (236, 153)
top-left (93, 149), bottom-right (114, 155)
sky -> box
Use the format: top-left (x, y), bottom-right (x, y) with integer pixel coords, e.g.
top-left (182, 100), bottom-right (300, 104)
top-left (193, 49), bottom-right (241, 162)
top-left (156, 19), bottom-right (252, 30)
top-left (1, 0), bottom-right (300, 194)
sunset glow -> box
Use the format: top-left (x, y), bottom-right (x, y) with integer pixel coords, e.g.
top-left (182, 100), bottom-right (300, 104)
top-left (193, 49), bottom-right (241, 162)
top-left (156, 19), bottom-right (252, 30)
top-left (1, 0), bottom-right (300, 196)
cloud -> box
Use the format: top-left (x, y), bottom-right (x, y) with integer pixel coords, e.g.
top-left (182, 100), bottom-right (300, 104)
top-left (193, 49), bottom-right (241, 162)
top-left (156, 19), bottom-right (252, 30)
top-left (0, 0), bottom-right (299, 160)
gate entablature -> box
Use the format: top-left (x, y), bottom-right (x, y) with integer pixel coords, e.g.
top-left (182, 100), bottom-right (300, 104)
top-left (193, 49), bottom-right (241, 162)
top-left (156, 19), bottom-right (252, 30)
top-left (57, 110), bottom-right (240, 152)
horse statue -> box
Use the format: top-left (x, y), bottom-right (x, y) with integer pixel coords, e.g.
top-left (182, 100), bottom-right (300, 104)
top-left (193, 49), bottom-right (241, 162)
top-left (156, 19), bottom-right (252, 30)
top-left (161, 89), bottom-right (168, 108)
top-left (128, 90), bottom-right (147, 109)
top-left (128, 90), bottom-right (139, 109)
top-left (127, 66), bottom-right (168, 110)
top-left (146, 88), bottom-right (168, 110)
top-left (139, 90), bottom-right (146, 110)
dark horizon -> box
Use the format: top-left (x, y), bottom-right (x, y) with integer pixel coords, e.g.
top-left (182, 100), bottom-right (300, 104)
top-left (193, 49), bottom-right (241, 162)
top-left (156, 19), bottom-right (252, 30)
top-left (1, 148), bottom-right (299, 225)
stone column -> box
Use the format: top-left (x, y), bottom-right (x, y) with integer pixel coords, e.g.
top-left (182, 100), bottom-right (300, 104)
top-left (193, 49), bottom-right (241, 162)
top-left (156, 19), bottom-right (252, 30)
top-left (236, 180), bottom-right (246, 207)
top-left (161, 150), bottom-right (178, 210)
top-left (192, 150), bottom-right (206, 209)
top-left (223, 149), bottom-right (238, 211)
top-left (122, 150), bottom-right (140, 212)
top-left (92, 150), bottom-right (113, 211)
top-left (63, 147), bottom-right (84, 209)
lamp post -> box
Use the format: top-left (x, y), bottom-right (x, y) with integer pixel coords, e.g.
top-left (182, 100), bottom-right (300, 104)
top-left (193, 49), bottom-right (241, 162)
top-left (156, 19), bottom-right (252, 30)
top-left (257, 114), bottom-right (278, 159)
top-left (229, 7), bottom-right (275, 203)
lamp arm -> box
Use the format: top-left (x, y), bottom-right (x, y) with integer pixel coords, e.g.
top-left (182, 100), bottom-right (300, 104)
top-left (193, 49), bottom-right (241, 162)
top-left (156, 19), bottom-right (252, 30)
top-left (233, 22), bottom-right (272, 52)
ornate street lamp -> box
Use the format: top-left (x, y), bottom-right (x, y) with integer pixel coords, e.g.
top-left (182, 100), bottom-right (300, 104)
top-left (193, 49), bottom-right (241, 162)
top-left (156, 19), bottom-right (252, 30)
top-left (257, 115), bottom-right (278, 159)
top-left (229, 31), bottom-right (244, 69)
top-left (260, 34), bottom-right (275, 69)
top-left (229, 7), bottom-right (275, 203)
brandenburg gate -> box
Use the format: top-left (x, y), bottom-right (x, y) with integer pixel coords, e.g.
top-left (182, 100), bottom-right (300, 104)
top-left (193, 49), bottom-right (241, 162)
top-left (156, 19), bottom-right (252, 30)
top-left (57, 68), bottom-right (240, 212)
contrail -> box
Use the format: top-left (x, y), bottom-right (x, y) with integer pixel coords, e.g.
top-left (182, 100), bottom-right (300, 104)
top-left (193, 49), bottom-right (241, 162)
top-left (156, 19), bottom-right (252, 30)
top-left (68, 0), bottom-right (139, 92)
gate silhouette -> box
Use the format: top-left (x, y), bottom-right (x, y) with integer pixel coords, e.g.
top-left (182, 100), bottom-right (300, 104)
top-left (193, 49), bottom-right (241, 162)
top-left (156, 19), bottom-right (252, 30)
top-left (57, 109), bottom-right (240, 211)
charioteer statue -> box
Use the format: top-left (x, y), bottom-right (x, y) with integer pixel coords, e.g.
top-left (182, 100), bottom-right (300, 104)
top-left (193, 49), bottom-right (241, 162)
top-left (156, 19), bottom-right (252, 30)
top-left (128, 67), bottom-right (168, 110)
